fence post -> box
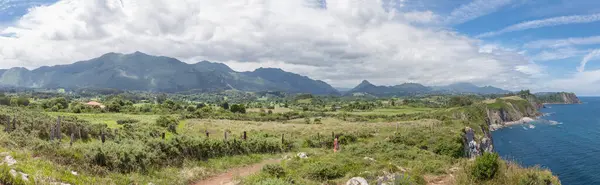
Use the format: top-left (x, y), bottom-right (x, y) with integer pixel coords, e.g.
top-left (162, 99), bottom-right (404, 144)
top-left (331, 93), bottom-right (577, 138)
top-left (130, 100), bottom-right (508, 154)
top-left (56, 116), bottom-right (62, 140)
top-left (4, 116), bottom-right (10, 132)
top-left (224, 131), bottom-right (228, 141)
top-left (243, 131), bottom-right (247, 141)
top-left (12, 116), bottom-right (16, 131)
top-left (281, 133), bottom-right (284, 144)
top-left (70, 133), bottom-right (74, 147)
top-left (101, 130), bottom-right (106, 144)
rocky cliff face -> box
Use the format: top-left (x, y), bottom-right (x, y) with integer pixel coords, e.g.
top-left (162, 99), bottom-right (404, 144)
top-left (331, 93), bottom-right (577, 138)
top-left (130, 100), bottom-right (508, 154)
top-left (536, 92), bottom-right (581, 104)
top-left (464, 98), bottom-right (539, 158)
top-left (486, 100), bottom-right (539, 127)
top-left (559, 93), bottom-right (581, 104)
top-left (464, 127), bottom-right (494, 158)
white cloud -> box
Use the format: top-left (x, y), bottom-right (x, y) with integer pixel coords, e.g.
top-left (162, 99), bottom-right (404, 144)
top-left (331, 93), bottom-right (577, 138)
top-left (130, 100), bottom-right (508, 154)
top-left (531, 47), bottom-right (588, 61)
top-left (401, 10), bottom-right (438, 23)
top-left (478, 13), bottom-right (600, 38)
top-left (577, 49), bottom-right (600, 72)
top-left (524, 35), bottom-right (600, 49)
top-left (0, 0), bottom-right (536, 89)
top-left (515, 63), bottom-right (545, 78)
top-left (542, 70), bottom-right (600, 96)
top-left (445, 0), bottom-right (512, 25)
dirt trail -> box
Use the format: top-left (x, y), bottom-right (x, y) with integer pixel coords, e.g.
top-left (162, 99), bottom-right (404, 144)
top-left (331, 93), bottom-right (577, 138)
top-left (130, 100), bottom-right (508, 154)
top-left (192, 159), bottom-right (280, 185)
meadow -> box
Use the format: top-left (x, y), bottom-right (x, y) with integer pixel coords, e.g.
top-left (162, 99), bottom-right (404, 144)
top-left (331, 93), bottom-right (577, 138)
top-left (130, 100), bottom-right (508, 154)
top-left (0, 91), bottom-right (561, 185)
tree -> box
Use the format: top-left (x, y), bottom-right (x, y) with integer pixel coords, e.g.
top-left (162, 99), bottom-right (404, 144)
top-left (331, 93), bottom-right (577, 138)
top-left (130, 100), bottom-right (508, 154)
top-left (221, 102), bottom-right (230, 110)
top-left (448, 96), bottom-right (473, 107)
top-left (230, 104), bottom-right (246, 113)
top-left (156, 93), bottom-right (167, 104)
top-left (0, 94), bottom-right (9, 106)
top-left (156, 115), bottom-right (179, 133)
top-left (186, 105), bottom-right (196, 112)
top-left (107, 101), bottom-right (122, 112)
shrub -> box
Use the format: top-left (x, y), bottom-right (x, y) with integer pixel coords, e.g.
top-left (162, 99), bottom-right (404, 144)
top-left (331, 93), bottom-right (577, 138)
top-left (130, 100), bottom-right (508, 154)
top-left (313, 118), bottom-right (322, 124)
top-left (156, 115), bottom-right (178, 128)
top-left (0, 164), bottom-right (28, 185)
top-left (262, 164), bottom-right (286, 178)
top-left (471, 153), bottom-right (499, 180)
top-left (304, 117), bottom-right (311, 124)
top-left (231, 104), bottom-right (246, 113)
top-left (116, 119), bottom-right (140, 125)
top-left (518, 172), bottom-right (553, 185)
top-left (222, 102), bottom-right (230, 110)
top-left (253, 178), bottom-right (292, 185)
top-left (304, 162), bottom-right (346, 181)
top-left (186, 106), bottom-right (196, 112)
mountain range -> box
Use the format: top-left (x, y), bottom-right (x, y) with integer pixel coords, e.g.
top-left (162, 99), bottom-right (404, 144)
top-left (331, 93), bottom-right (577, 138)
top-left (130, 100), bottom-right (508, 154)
top-left (0, 52), bottom-right (511, 96)
top-left (346, 80), bottom-right (510, 96)
top-left (0, 52), bottom-right (339, 95)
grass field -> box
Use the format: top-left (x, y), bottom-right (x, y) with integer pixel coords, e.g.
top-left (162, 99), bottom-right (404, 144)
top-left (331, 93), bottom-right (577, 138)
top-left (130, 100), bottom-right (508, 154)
top-left (342, 107), bottom-right (438, 116)
top-left (247, 106), bottom-right (292, 114)
top-left (45, 112), bottom-right (162, 128)
top-left (0, 97), bottom-right (561, 185)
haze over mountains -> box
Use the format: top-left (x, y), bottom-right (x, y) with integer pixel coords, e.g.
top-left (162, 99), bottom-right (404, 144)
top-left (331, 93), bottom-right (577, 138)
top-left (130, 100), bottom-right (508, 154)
top-left (346, 80), bottom-right (510, 97)
top-left (0, 52), bottom-right (511, 96)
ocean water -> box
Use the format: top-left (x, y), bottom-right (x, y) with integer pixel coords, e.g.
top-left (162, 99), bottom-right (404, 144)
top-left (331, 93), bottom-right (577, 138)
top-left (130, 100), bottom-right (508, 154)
top-left (492, 97), bottom-right (600, 185)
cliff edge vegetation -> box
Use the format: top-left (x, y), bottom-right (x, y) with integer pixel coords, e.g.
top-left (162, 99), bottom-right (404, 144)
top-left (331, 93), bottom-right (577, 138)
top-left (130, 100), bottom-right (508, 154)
top-left (536, 92), bottom-right (582, 104)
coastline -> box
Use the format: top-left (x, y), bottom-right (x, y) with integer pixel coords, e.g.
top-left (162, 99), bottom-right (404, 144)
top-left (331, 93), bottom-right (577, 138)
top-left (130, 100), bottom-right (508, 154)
top-left (490, 117), bottom-right (535, 131)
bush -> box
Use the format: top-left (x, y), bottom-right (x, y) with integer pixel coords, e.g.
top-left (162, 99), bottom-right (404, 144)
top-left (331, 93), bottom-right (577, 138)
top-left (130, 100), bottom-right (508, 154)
top-left (116, 119), bottom-right (140, 125)
top-left (262, 164), bottom-right (286, 178)
top-left (304, 162), bottom-right (346, 181)
top-left (252, 178), bottom-right (292, 185)
top-left (471, 153), bottom-right (499, 180)
top-left (313, 118), bottom-right (322, 124)
top-left (156, 115), bottom-right (178, 133)
top-left (0, 164), bottom-right (28, 185)
top-left (518, 172), bottom-right (553, 185)
top-left (186, 106), bottom-right (196, 112)
top-left (231, 104), bottom-right (246, 113)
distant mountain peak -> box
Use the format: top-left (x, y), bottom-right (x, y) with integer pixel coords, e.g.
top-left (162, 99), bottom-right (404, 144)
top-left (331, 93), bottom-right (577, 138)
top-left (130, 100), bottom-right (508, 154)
top-left (132, 51), bottom-right (147, 55)
top-left (358, 80), bottom-right (373, 86)
top-left (193, 60), bottom-right (234, 72)
top-left (255, 67), bottom-right (284, 72)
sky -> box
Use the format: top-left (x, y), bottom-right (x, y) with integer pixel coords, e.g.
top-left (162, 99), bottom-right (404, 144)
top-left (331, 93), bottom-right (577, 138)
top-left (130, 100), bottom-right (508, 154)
top-left (1, 0), bottom-right (600, 95)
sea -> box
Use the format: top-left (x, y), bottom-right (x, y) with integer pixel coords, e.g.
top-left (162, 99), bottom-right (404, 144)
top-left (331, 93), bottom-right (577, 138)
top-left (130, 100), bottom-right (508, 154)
top-left (492, 97), bottom-right (600, 185)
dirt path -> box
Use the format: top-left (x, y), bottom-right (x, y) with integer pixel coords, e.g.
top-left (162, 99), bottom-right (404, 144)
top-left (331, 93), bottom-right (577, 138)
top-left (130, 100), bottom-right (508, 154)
top-left (192, 159), bottom-right (280, 185)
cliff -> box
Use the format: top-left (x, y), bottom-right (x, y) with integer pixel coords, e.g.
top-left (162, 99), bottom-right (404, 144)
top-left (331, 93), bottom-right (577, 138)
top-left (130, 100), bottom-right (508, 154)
top-left (536, 92), bottom-right (581, 104)
top-left (463, 96), bottom-right (540, 157)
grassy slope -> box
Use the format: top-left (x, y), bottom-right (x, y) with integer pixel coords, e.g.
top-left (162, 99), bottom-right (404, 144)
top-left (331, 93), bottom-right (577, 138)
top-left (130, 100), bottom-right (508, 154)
top-left (0, 100), bottom-right (560, 185)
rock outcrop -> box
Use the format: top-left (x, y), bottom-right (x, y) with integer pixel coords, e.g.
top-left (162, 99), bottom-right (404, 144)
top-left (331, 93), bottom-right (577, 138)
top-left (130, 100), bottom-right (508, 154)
top-left (464, 127), bottom-right (494, 158)
top-left (558, 93), bottom-right (581, 104)
top-left (536, 92), bottom-right (582, 104)
top-left (485, 99), bottom-right (539, 130)
top-left (346, 177), bottom-right (369, 185)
